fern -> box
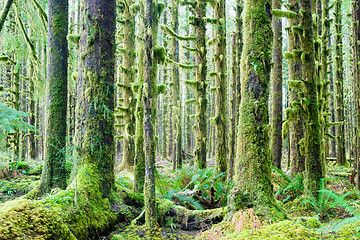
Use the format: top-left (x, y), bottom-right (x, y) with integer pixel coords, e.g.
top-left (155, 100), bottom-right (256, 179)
top-left (0, 100), bottom-right (36, 139)
top-left (158, 165), bottom-right (233, 209)
top-left (302, 178), bottom-right (359, 219)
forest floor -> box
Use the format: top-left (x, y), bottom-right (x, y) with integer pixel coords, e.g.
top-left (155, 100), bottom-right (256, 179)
top-left (1, 156), bottom-right (360, 239)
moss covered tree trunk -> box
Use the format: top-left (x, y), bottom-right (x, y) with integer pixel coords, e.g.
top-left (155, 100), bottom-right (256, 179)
top-left (334, 0), bottom-right (346, 166)
top-left (10, 63), bottom-right (20, 161)
top-left (320, 0), bottom-right (331, 161)
top-left (162, 0), bottom-right (169, 160)
top-left (231, 0), bottom-right (283, 217)
top-left (143, 0), bottom-right (163, 227)
top-left (213, 0), bottom-right (227, 174)
top-left (41, 0), bottom-right (68, 192)
top-left (171, 0), bottom-right (183, 170)
top-left (28, 61), bottom-right (36, 160)
top-left (229, 0), bottom-right (243, 180)
top-left (0, 0), bottom-right (13, 34)
top-left (192, 1), bottom-right (207, 169)
top-left (118, 0), bottom-right (136, 171)
top-left (270, 0), bottom-right (283, 169)
top-left (299, 0), bottom-right (325, 198)
top-left (74, 0), bottom-right (116, 198)
top-left (134, 0), bottom-right (145, 193)
top-left (352, 0), bottom-right (360, 190)
top-left (288, 0), bottom-right (305, 174)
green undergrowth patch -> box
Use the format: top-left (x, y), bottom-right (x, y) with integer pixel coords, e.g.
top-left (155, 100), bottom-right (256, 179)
top-left (110, 224), bottom-right (196, 240)
top-left (197, 208), bottom-right (321, 240)
top-left (0, 176), bottom-right (39, 202)
top-left (157, 165), bottom-right (233, 210)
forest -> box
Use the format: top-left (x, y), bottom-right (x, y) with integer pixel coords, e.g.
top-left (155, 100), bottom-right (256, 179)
top-left (0, 0), bottom-right (360, 239)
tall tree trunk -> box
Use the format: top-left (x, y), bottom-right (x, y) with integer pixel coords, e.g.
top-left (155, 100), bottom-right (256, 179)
top-left (171, 0), bottom-right (182, 170)
top-left (300, 0), bottom-right (325, 198)
top-left (320, 0), bottom-right (330, 160)
top-left (28, 61), bottom-right (36, 160)
top-left (213, 0), bottom-right (227, 174)
top-left (288, 0), bottom-right (305, 174)
top-left (270, 0), bottom-right (283, 169)
top-left (41, 0), bottom-right (68, 192)
top-left (228, 0), bottom-right (243, 180)
top-left (118, 0), bottom-right (136, 171)
top-left (143, 0), bottom-right (163, 227)
top-left (231, 0), bottom-right (283, 217)
top-left (74, 0), bottom-right (116, 198)
top-left (134, 0), bottom-right (145, 193)
top-left (352, 0), bottom-right (360, 190)
top-left (334, 0), bottom-right (346, 166)
top-left (192, 2), bottom-right (207, 169)
top-left (162, 0), bottom-right (169, 160)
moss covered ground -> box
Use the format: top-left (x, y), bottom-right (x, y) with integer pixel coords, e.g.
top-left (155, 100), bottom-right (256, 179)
top-left (0, 159), bottom-right (360, 239)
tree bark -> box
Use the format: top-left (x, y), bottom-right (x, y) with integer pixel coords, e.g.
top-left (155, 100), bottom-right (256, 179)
top-left (270, 0), bottom-right (283, 169)
top-left (0, 0), bottom-right (13, 34)
top-left (171, 0), bottom-right (183, 170)
top-left (74, 0), bottom-right (116, 198)
top-left (334, 0), bottom-right (346, 166)
top-left (231, 0), bottom-right (283, 218)
top-left (214, 0), bottom-right (228, 174)
top-left (193, 2), bottom-right (207, 169)
top-left (299, 0), bottom-right (325, 198)
top-left (352, 0), bottom-right (360, 190)
top-left (288, 0), bottom-right (305, 174)
top-left (119, 0), bottom-right (136, 171)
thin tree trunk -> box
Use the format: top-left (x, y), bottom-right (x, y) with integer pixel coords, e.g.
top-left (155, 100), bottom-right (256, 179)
top-left (300, 0), bottom-right (325, 198)
top-left (214, 0), bottom-right (227, 174)
top-left (270, 0), bottom-right (283, 169)
top-left (288, 0), bottom-right (305, 174)
top-left (171, 0), bottom-right (182, 170)
top-left (334, 0), bottom-right (346, 166)
top-left (0, 0), bottom-right (13, 34)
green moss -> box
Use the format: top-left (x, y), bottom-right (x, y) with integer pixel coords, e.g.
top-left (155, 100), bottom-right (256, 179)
top-left (227, 220), bottom-right (318, 239)
top-left (294, 216), bottom-right (321, 228)
top-left (29, 164), bottom-right (43, 175)
top-left (0, 199), bottom-right (76, 239)
top-left (61, 164), bottom-right (117, 238)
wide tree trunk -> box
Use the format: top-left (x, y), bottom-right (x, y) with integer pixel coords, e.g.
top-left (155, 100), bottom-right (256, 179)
top-left (41, 0), bottom-right (68, 192)
top-left (231, 0), bottom-right (283, 218)
top-left (74, 0), bottom-right (116, 198)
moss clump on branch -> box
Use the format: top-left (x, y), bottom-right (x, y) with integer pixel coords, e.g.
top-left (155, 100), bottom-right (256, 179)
top-left (160, 24), bottom-right (196, 41)
top-left (272, 9), bottom-right (298, 19)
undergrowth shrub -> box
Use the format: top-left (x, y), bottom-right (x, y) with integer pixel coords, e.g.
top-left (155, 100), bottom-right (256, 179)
top-left (302, 178), bottom-right (359, 221)
top-left (272, 166), bottom-right (304, 203)
top-left (157, 165), bottom-right (233, 210)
